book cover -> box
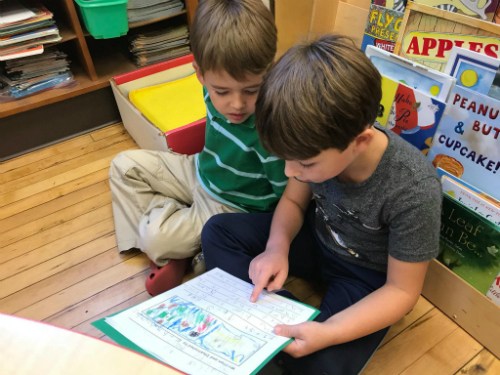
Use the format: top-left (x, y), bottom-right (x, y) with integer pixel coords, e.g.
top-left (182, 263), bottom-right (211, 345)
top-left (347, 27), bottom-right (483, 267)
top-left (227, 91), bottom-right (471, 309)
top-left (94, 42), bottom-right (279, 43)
top-left (361, 4), bottom-right (404, 53)
top-left (444, 47), bottom-right (500, 97)
top-left (427, 85), bottom-right (500, 200)
top-left (376, 75), bottom-right (447, 152)
top-left (441, 174), bottom-right (500, 226)
top-left (366, 44), bottom-right (455, 102)
top-left (412, 0), bottom-right (500, 21)
top-left (93, 268), bottom-right (319, 375)
top-left (438, 194), bottom-right (500, 305)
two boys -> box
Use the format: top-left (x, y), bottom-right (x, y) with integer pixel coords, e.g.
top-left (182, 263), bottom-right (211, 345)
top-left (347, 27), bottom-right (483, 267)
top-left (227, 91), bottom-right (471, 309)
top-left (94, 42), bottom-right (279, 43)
top-left (109, 0), bottom-right (287, 296)
top-left (202, 35), bottom-right (442, 374)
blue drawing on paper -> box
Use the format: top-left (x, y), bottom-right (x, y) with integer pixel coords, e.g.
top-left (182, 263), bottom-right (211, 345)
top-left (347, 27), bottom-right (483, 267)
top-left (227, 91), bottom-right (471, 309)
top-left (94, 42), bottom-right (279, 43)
top-left (141, 296), bottom-right (264, 365)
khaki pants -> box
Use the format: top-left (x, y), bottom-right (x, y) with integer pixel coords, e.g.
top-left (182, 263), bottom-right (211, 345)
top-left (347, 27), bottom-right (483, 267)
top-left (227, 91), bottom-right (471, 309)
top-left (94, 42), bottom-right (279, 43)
top-left (109, 149), bottom-right (241, 265)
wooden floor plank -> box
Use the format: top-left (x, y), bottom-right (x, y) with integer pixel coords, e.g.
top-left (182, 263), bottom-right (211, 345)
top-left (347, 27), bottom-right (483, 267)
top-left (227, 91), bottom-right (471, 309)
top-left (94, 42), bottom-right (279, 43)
top-left (0, 168), bottom-right (110, 219)
top-left (90, 123), bottom-right (130, 142)
top-left (12, 254), bottom-right (149, 321)
top-left (459, 349), bottom-right (500, 374)
top-left (2, 191), bottom-right (111, 247)
top-left (45, 268), bottom-right (150, 330)
top-left (401, 328), bottom-right (482, 374)
top-left (363, 309), bottom-right (458, 374)
top-left (0, 129), bottom-right (130, 185)
top-left (72, 291), bottom-right (151, 339)
top-left (0, 140), bottom-right (136, 201)
top-left (0, 133), bottom-right (95, 174)
top-left (0, 204), bottom-right (113, 264)
top-left (0, 248), bottom-right (137, 315)
top-left (0, 181), bottom-right (109, 233)
top-left (0, 232), bottom-right (117, 299)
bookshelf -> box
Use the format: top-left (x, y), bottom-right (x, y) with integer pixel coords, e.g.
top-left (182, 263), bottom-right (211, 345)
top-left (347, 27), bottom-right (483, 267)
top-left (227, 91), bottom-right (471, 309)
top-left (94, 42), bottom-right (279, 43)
top-left (0, 0), bottom-right (198, 119)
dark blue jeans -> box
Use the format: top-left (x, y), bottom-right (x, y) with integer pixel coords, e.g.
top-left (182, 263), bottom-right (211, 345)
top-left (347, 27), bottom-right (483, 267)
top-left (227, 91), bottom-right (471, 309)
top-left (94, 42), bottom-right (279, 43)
top-left (201, 205), bottom-right (389, 375)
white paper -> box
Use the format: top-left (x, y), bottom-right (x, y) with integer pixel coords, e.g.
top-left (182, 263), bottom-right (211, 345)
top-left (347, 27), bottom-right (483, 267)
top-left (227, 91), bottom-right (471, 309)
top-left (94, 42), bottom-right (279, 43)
top-left (105, 268), bottom-right (318, 375)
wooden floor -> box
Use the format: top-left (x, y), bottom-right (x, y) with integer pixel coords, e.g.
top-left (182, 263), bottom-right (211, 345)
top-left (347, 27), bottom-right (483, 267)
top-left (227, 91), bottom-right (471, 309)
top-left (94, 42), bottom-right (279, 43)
top-left (1, 122), bottom-right (498, 374)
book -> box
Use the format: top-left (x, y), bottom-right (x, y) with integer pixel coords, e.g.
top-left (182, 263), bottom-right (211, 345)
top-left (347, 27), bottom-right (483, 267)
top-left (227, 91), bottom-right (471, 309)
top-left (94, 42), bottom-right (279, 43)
top-left (427, 85), bottom-right (500, 201)
top-left (361, 4), bottom-right (405, 53)
top-left (438, 194), bottom-right (500, 305)
top-left (0, 44), bottom-right (43, 61)
top-left (441, 174), bottom-right (500, 226)
top-left (444, 46), bottom-right (500, 97)
top-left (92, 268), bottom-right (319, 375)
top-left (413, 0), bottom-right (500, 21)
top-left (436, 166), bottom-right (499, 202)
top-left (376, 75), bottom-right (447, 152)
top-left (366, 45), bottom-right (455, 102)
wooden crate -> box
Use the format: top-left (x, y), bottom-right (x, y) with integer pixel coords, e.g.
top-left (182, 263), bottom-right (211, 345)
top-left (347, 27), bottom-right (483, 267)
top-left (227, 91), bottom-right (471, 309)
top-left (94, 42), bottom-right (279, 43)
top-left (393, 2), bottom-right (500, 358)
top-left (394, 2), bottom-right (500, 71)
top-left (423, 259), bottom-right (500, 357)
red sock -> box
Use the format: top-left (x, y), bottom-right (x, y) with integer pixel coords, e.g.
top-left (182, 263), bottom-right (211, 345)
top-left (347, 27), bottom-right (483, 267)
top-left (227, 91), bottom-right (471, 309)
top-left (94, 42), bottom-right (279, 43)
top-left (145, 259), bottom-right (189, 296)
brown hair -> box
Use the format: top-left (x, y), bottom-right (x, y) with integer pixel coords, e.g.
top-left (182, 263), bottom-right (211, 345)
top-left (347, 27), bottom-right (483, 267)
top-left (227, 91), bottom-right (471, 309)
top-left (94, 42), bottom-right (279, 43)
top-left (190, 0), bottom-right (277, 80)
top-left (256, 34), bottom-right (382, 159)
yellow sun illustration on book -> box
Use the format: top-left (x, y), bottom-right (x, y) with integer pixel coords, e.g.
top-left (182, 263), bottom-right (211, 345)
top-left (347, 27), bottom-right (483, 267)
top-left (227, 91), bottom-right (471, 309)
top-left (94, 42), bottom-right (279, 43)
top-left (459, 69), bottom-right (479, 88)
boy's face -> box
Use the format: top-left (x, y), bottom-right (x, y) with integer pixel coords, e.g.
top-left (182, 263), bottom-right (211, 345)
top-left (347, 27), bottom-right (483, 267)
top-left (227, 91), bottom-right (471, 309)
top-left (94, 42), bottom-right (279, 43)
top-left (284, 142), bottom-right (359, 184)
top-left (195, 67), bottom-right (264, 124)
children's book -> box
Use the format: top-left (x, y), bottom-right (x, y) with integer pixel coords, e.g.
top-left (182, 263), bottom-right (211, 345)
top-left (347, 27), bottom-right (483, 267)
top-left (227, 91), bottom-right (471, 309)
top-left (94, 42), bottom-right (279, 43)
top-left (412, 0), bottom-right (500, 21)
top-left (92, 268), bottom-right (319, 375)
top-left (438, 194), bottom-right (500, 305)
top-left (366, 45), bottom-right (455, 102)
top-left (444, 46), bottom-right (500, 97)
top-left (376, 75), bottom-right (447, 152)
top-left (427, 85), bottom-right (500, 200)
top-left (441, 174), bottom-right (500, 226)
top-left (361, 3), bottom-right (405, 53)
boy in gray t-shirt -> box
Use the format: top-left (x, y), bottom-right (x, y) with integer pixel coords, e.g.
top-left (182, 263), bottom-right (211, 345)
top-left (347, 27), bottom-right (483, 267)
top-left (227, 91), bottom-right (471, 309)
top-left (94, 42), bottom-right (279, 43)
top-left (201, 35), bottom-right (442, 374)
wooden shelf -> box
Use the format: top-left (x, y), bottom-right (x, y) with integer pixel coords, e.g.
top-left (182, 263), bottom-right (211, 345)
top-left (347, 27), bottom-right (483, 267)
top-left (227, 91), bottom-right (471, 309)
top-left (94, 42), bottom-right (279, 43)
top-left (0, 0), bottom-right (198, 119)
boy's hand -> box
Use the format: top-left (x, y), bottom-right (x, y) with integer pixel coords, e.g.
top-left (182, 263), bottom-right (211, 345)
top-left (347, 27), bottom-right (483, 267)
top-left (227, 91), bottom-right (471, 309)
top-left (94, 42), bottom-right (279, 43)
top-left (274, 321), bottom-right (326, 357)
top-left (249, 251), bottom-right (288, 302)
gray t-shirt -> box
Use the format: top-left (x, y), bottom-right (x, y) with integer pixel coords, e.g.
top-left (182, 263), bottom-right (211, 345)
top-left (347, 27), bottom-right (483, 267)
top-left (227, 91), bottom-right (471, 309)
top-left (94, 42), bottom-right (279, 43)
top-left (309, 127), bottom-right (442, 272)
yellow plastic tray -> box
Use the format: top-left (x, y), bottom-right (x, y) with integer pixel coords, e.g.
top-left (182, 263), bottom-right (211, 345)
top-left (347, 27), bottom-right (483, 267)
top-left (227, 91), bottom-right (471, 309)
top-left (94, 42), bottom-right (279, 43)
top-left (129, 73), bottom-right (205, 132)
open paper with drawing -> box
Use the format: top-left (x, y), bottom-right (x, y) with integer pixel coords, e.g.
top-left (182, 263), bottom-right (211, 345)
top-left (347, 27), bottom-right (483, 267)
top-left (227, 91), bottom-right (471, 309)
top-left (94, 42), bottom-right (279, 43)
top-left (93, 268), bottom-right (319, 375)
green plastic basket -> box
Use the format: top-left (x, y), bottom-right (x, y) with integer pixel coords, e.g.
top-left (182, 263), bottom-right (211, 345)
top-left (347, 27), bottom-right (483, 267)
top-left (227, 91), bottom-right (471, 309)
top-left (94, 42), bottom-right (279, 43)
top-left (74, 0), bottom-right (128, 39)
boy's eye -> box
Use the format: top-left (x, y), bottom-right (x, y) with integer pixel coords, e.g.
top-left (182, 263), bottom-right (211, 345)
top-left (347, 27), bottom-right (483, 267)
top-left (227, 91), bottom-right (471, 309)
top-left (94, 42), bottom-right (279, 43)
top-left (215, 90), bottom-right (228, 96)
top-left (244, 89), bottom-right (259, 95)
top-left (300, 162), bottom-right (314, 169)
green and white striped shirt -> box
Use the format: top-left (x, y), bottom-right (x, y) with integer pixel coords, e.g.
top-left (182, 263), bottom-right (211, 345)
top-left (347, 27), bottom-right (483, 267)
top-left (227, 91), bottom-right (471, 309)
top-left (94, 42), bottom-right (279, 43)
top-left (196, 89), bottom-right (287, 212)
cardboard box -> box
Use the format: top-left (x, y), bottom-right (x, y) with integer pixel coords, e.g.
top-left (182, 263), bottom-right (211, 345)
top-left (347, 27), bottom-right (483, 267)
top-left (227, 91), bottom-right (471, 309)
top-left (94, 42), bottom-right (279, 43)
top-left (111, 54), bottom-right (205, 155)
top-left (275, 0), bottom-right (371, 57)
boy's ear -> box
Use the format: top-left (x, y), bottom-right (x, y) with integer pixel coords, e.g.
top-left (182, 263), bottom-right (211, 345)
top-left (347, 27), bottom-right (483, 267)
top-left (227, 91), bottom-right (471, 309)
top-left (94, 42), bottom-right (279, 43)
top-left (354, 127), bottom-right (375, 150)
top-left (193, 62), bottom-right (204, 85)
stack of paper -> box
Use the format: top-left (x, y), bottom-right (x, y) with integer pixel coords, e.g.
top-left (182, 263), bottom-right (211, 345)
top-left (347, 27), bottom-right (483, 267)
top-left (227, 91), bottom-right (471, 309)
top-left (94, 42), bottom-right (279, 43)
top-left (129, 24), bottom-right (190, 67)
top-left (127, 0), bottom-right (184, 23)
top-left (0, 1), bottom-right (61, 61)
top-left (0, 48), bottom-right (73, 99)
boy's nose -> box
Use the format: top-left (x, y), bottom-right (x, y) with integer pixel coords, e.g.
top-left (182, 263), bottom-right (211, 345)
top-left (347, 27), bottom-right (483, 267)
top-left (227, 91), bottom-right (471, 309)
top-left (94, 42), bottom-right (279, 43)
top-left (284, 161), bottom-right (300, 178)
top-left (231, 94), bottom-right (245, 110)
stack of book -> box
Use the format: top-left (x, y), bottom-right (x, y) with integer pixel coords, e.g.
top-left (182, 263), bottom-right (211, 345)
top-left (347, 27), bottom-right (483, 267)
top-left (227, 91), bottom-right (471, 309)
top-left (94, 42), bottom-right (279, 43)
top-left (0, 48), bottom-right (73, 99)
top-left (0, 1), bottom-right (61, 61)
top-left (129, 24), bottom-right (190, 67)
top-left (424, 46), bottom-right (500, 306)
top-left (365, 45), bottom-right (454, 153)
top-left (127, 0), bottom-right (184, 23)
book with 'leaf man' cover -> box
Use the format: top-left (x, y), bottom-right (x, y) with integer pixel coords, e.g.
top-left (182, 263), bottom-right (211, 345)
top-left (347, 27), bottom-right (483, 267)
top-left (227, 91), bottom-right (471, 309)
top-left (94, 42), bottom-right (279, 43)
top-left (438, 194), bottom-right (500, 305)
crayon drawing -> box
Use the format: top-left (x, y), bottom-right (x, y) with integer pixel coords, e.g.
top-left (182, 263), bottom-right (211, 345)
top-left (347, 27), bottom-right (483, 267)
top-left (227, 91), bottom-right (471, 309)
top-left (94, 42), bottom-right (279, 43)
top-left (142, 295), bottom-right (263, 365)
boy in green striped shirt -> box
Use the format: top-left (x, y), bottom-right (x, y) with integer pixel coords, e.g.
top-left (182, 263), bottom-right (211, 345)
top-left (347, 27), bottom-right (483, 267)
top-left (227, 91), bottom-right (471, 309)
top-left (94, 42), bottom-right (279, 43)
top-left (109, 0), bottom-right (287, 296)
